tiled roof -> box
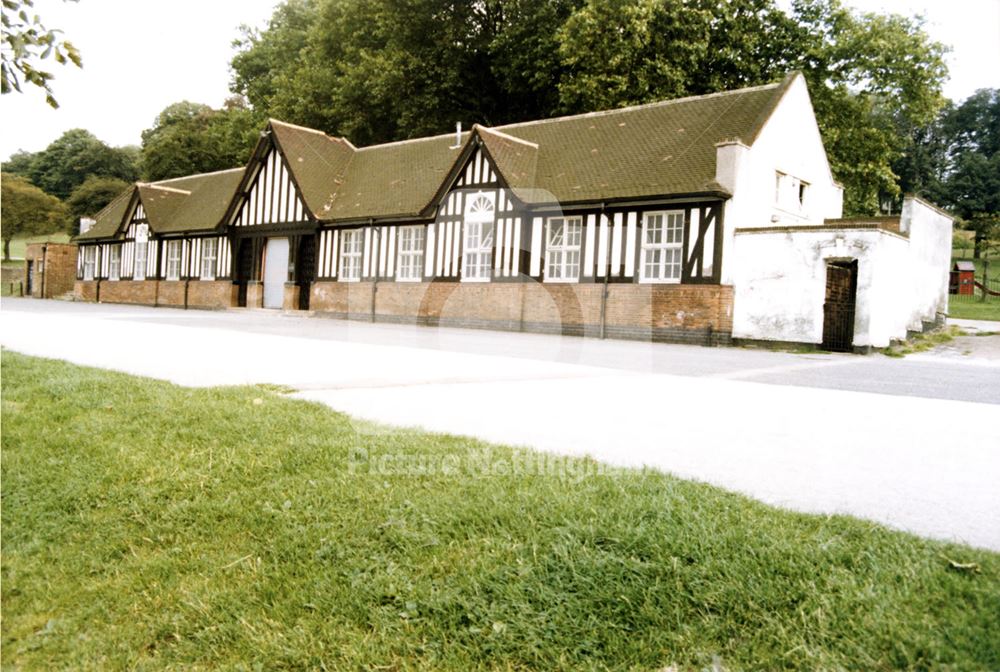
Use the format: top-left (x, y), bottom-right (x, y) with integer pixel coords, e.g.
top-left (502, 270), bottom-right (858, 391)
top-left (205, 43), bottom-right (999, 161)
top-left (75, 187), bottom-right (134, 240)
top-left (75, 168), bottom-right (244, 240)
top-left (271, 72), bottom-right (796, 221)
top-left (79, 73), bottom-right (798, 239)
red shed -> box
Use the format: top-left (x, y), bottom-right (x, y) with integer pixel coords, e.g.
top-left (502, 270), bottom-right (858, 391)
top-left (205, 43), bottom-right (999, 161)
top-left (950, 261), bottom-right (976, 296)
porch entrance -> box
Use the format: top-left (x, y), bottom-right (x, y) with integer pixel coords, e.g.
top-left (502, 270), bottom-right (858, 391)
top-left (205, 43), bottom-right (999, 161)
top-left (822, 260), bottom-right (858, 352)
top-left (263, 237), bottom-right (289, 309)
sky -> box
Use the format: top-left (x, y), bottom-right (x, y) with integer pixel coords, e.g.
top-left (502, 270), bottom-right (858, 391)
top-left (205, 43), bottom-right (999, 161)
top-left (1, 0), bottom-right (998, 162)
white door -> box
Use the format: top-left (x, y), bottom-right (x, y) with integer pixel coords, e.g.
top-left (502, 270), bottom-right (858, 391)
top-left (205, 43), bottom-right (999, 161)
top-left (263, 237), bottom-right (289, 309)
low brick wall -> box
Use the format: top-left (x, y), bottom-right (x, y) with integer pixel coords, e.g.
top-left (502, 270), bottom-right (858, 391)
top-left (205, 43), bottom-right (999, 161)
top-left (186, 281), bottom-right (234, 309)
top-left (98, 280), bottom-right (158, 306)
top-left (311, 281), bottom-right (734, 344)
top-left (75, 280), bottom-right (99, 302)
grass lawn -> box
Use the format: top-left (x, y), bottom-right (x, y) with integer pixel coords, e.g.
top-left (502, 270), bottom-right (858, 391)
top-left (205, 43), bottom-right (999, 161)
top-left (948, 300), bottom-right (1000, 322)
top-left (2, 351), bottom-right (998, 670)
top-left (3, 232), bottom-right (71, 261)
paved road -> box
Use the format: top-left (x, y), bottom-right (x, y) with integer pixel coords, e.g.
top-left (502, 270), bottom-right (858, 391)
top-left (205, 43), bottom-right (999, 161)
top-left (2, 298), bottom-right (999, 550)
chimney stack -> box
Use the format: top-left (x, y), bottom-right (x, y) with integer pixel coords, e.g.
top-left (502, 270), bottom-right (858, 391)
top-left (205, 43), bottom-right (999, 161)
top-left (452, 122), bottom-right (462, 149)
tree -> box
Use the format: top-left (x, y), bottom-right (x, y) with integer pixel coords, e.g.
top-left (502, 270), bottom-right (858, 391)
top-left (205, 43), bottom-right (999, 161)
top-left (0, 172), bottom-right (67, 260)
top-left (140, 99), bottom-right (259, 181)
top-left (24, 129), bottom-right (138, 199)
top-left (230, 0), bottom-right (947, 215)
top-left (1, 0), bottom-right (82, 107)
top-left (65, 175), bottom-right (130, 235)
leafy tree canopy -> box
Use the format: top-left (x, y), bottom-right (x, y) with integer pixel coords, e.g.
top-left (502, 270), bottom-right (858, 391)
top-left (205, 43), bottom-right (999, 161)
top-left (229, 0), bottom-right (948, 215)
top-left (140, 98), bottom-right (259, 181)
top-left (65, 175), bottom-right (130, 235)
top-left (0, 172), bottom-right (67, 260)
top-left (1, 0), bottom-right (82, 107)
top-left (10, 129), bottom-right (138, 200)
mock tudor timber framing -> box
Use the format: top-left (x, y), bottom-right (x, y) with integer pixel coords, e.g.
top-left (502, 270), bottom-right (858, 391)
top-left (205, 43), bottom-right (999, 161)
top-left (75, 73), bottom-right (848, 343)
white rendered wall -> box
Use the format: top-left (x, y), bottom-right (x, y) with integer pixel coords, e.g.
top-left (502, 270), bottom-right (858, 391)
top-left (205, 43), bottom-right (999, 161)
top-left (718, 74), bottom-right (844, 284)
top-left (731, 198), bottom-right (953, 348)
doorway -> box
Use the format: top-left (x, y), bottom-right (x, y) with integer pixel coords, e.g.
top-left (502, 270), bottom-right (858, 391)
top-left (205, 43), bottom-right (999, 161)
top-left (822, 260), bottom-right (858, 352)
top-left (263, 237), bottom-right (289, 309)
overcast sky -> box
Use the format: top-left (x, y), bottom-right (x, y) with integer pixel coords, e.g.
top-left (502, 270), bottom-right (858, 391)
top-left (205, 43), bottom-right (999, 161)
top-left (1, 0), bottom-right (998, 162)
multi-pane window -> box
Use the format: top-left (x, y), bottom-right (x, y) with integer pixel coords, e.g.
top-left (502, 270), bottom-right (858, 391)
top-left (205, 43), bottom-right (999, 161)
top-left (134, 241), bottom-right (147, 280)
top-left (133, 224), bottom-right (148, 280)
top-left (462, 220), bottom-right (494, 281)
top-left (108, 245), bottom-right (121, 281)
top-left (340, 229), bottom-right (363, 281)
top-left (201, 238), bottom-right (218, 280)
top-left (640, 211), bottom-right (684, 282)
top-left (166, 240), bottom-right (182, 281)
top-left (396, 225), bottom-right (424, 281)
top-left (545, 216), bottom-right (582, 282)
top-left (83, 246), bottom-right (97, 281)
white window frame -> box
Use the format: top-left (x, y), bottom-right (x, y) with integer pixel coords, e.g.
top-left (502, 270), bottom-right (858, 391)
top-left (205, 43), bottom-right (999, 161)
top-left (108, 245), bottom-right (121, 281)
top-left (544, 216), bottom-right (582, 282)
top-left (339, 229), bottom-right (363, 282)
top-left (200, 238), bottom-right (218, 281)
top-left (166, 240), bottom-right (182, 281)
top-left (83, 246), bottom-right (96, 281)
top-left (395, 225), bottom-right (424, 282)
top-left (134, 241), bottom-right (147, 280)
top-left (462, 220), bottom-right (494, 282)
top-left (639, 210), bottom-right (684, 284)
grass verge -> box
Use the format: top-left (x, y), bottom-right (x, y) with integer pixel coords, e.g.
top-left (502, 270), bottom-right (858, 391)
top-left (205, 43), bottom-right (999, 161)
top-left (948, 300), bottom-right (1000, 322)
top-left (884, 325), bottom-right (966, 357)
top-left (2, 351), bottom-right (998, 670)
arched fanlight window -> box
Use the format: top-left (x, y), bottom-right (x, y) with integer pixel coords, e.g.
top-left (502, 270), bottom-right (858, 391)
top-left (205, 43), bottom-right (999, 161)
top-left (465, 192), bottom-right (495, 223)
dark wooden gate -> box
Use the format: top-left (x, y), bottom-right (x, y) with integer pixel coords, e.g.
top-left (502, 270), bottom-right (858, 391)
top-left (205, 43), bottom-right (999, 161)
top-left (296, 234), bottom-right (316, 310)
top-left (235, 239), bottom-right (255, 307)
top-left (822, 260), bottom-right (858, 352)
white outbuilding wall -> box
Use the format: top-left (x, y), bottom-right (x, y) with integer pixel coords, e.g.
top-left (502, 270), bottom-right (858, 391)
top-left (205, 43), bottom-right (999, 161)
top-left (716, 73), bottom-right (844, 284)
top-left (731, 197), bottom-right (953, 349)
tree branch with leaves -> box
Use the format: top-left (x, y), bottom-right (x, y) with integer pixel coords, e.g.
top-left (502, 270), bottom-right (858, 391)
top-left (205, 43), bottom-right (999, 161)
top-left (1, 0), bottom-right (81, 108)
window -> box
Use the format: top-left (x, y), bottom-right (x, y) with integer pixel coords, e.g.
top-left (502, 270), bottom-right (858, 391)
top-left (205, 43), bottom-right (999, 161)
top-left (775, 171), bottom-right (808, 211)
top-left (134, 224), bottom-right (148, 280)
top-left (340, 229), bottom-right (363, 281)
top-left (83, 246), bottom-right (96, 281)
top-left (166, 240), bottom-right (182, 281)
top-left (134, 241), bottom-right (147, 280)
top-left (462, 220), bottom-right (494, 281)
top-left (462, 191), bottom-right (495, 281)
top-left (201, 238), bottom-right (218, 280)
top-left (544, 216), bottom-right (582, 281)
top-left (396, 226), bottom-right (424, 281)
top-left (108, 246), bottom-right (121, 281)
top-left (640, 211), bottom-right (683, 282)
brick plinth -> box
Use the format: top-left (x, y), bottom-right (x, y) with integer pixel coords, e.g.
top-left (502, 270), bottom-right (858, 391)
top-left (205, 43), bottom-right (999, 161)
top-left (186, 281), bottom-right (234, 309)
top-left (311, 281), bottom-right (733, 344)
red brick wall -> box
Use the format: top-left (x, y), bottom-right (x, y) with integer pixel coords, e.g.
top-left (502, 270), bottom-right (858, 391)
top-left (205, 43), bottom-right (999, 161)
top-left (311, 280), bottom-right (734, 342)
top-left (99, 281), bottom-right (158, 306)
top-left (187, 281), bottom-right (234, 309)
top-left (75, 280), bottom-right (99, 302)
top-left (25, 243), bottom-right (76, 299)
top-left (155, 281), bottom-right (186, 307)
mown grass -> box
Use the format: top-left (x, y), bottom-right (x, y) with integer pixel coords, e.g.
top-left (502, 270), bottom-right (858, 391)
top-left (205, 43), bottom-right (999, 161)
top-left (2, 232), bottom-right (72, 261)
top-left (948, 300), bottom-right (1000, 322)
top-left (2, 351), bottom-right (998, 671)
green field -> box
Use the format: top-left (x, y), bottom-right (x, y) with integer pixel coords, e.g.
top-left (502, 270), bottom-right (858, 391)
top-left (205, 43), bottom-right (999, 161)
top-left (2, 351), bottom-right (997, 670)
top-left (3, 232), bottom-right (72, 261)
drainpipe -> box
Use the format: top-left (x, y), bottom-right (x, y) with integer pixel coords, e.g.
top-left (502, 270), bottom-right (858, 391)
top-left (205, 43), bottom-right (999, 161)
top-left (598, 203), bottom-right (610, 339)
top-left (184, 279), bottom-right (190, 310)
top-left (369, 219), bottom-right (379, 322)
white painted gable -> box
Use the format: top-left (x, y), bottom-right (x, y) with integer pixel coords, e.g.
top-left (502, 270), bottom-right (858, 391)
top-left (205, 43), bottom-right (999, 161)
top-left (234, 145), bottom-right (308, 226)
